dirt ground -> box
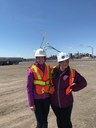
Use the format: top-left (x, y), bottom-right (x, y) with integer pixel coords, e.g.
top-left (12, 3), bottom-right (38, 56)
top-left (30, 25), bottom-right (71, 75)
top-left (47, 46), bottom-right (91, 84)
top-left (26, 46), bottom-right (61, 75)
top-left (0, 60), bottom-right (96, 128)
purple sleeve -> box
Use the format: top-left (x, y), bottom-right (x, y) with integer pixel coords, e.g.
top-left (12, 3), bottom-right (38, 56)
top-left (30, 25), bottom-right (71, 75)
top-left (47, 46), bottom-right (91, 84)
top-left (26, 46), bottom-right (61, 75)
top-left (72, 70), bottom-right (87, 91)
top-left (26, 69), bottom-right (34, 107)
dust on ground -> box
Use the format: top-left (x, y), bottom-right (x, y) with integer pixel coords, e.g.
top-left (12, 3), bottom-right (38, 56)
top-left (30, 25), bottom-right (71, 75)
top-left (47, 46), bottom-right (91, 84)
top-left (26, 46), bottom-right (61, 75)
top-left (0, 60), bottom-right (96, 128)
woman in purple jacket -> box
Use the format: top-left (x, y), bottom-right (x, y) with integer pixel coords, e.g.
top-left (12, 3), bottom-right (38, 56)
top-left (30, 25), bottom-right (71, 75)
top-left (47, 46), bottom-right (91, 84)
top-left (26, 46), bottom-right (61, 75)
top-left (26, 48), bottom-right (52, 128)
top-left (51, 52), bottom-right (87, 128)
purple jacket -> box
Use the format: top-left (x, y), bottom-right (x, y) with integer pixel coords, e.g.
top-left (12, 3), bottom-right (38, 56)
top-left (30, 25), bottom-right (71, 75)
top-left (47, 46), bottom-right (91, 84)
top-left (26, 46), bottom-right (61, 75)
top-left (26, 62), bottom-right (50, 107)
top-left (50, 66), bottom-right (87, 108)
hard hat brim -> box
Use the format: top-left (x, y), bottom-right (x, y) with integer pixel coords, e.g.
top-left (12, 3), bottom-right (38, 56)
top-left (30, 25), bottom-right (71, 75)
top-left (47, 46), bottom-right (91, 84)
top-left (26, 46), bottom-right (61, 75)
top-left (35, 55), bottom-right (46, 57)
top-left (58, 57), bottom-right (70, 62)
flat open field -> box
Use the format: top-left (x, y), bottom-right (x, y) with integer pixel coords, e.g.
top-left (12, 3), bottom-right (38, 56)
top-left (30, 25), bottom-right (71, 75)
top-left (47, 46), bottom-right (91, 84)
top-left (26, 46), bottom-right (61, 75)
top-left (0, 60), bottom-right (96, 128)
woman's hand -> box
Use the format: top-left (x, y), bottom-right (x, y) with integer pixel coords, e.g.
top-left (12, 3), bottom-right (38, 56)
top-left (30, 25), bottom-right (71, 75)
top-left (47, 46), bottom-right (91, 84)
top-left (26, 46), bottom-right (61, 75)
top-left (30, 105), bottom-right (36, 111)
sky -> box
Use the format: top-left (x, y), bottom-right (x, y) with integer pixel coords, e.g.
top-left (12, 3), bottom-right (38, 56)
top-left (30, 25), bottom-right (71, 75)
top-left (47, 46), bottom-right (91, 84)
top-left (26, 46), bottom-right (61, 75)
top-left (0, 0), bottom-right (96, 58)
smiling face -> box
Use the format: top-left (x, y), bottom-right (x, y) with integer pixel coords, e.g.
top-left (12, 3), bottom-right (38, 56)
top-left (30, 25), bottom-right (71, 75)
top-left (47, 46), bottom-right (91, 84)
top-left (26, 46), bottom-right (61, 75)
top-left (36, 56), bottom-right (46, 64)
top-left (59, 59), bottom-right (69, 71)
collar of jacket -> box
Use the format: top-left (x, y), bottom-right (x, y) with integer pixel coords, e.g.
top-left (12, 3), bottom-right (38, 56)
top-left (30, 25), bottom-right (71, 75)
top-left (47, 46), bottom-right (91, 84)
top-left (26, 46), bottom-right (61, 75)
top-left (59, 66), bottom-right (70, 76)
top-left (35, 61), bottom-right (45, 72)
top-left (53, 66), bottom-right (70, 77)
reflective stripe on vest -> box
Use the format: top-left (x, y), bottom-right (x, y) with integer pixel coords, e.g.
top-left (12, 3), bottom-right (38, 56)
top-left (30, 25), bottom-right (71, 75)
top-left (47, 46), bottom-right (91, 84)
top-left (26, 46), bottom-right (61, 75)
top-left (30, 63), bottom-right (50, 94)
top-left (30, 63), bottom-right (49, 80)
top-left (34, 80), bottom-right (50, 85)
top-left (66, 69), bottom-right (75, 95)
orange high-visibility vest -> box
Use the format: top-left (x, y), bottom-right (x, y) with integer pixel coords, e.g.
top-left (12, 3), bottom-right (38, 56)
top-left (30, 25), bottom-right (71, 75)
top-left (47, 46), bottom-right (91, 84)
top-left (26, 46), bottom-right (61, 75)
top-left (66, 69), bottom-right (75, 95)
top-left (30, 63), bottom-right (54, 94)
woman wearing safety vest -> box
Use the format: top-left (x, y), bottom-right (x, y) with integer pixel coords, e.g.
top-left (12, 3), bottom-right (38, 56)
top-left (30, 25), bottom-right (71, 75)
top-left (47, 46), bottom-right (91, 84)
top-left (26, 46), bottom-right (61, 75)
top-left (26, 48), bottom-right (54, 128)
top-left (50, 52), bottom-right (87, 128)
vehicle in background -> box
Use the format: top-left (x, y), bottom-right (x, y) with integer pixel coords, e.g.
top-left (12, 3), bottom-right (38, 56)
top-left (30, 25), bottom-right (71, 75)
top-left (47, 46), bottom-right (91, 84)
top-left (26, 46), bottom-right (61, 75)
top-left (0, 57), bottom-right (23, 65)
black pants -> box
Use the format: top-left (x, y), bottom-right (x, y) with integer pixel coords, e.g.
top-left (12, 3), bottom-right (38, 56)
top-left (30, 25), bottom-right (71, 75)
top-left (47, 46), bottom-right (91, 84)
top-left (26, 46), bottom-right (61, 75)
top-left (34, 98), bottom-right (50, 128)
top-left (51, 105), bottom-right (73, 128)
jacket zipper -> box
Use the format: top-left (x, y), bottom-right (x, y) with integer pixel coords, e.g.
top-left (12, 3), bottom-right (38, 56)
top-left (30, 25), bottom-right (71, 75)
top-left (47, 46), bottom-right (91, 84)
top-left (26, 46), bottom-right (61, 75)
top-left (57, 78), bottom-right (61, 108)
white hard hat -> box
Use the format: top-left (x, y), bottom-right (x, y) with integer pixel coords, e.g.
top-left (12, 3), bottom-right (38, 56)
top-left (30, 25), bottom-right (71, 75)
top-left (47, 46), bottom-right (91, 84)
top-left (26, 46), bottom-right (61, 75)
top-left (35, 48), bottom-right (46, 57)
top-left (57, 52), bottom-right (70, 62)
